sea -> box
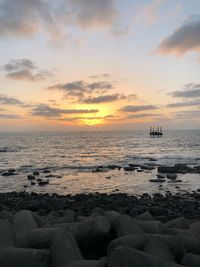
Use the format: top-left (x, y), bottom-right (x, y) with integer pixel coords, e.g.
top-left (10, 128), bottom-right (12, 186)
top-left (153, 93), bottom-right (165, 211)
top-left (0, 130), bottom-right (200, 195)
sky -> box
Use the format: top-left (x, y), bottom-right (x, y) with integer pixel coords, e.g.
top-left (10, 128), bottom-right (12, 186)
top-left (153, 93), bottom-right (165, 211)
top-left (0, 0), bottom-right (200, 131)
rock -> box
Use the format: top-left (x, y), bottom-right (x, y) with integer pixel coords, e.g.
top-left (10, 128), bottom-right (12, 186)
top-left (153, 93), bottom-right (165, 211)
top-left (108, 246), bottom-right (183, 267)
top-left (2, 172), bottom-right (16, 176)
top-left (27, 175), bottom-right (36, 180)
top-left (50, 210), bottom-right (75, 225)
top-left (182, 253), bottom-right (200, 267)
top-left (165, 217), bottom-right (190, 230)
top-left (114, 215), bottom-right (144, 237)
top-left (137, 211), bottom-right (154, 221)
top-left (124, 167), bottom-right (136, 171)
top-left (149, 179), bottom-right (165, 183)
top-left (107, 234), bottom-right (185, 260)
top-left (69, 260), bottom-right (99, 267)
top-left (174, 231), bottom-right (200, 254)
top-left (38, 179), bottom-right (49, 186)
top-left (33, 171), bottom-right (40, 176)
top-left (157, 174), bottom-right (165, 179)
top-left (0, 247), bottom-right (49, 267)
top-left (104, 211), bottom-right (120, 227)
top-left (50, 231), bottom-right (83, 267)
top-left (75, 216), bottom-right (111, 259)
top-left (0, 211), bottom-right (13, 222)
top-left (189, 221), bottom-right (200, 237)
top-left (14, 210), bottom-right (38, 247)
top-left (91, 207), bottom-right (104, 216)
top-left (158, 164), bottom-right (192, 174)
top-left (43, 169), bottom-right (51, 173)
top-left (0, 220), bottom-right (15, 248)
top-left (143, 237), bottom-right (175, 262)
top-left (167, 174), bottom-right (177, 180)
top-left (149, 206), bottom-right (168, 217)
top-left (27, 228), bottom-right (62, 249)
top-left (138, 221), bottom-right (168, 234)
top-left (97, 257), bottom-right (108, 267)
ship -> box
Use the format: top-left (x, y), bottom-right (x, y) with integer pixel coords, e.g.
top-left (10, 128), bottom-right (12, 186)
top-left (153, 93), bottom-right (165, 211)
top-left (149, 126), bottom-right (163, 137)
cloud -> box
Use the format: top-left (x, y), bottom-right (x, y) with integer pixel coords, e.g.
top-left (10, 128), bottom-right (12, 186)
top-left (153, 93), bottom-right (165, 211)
top-left (66, 0), bottom-right (118, 29)
top-left (48, 80), bottom-right (114, 99)
top-left (126, 113), bottom-right (162, 119)
top-left (4, 59), bottom-right (51, 81)
top-left (0, 94), bottom-right (24, 106)
top-left (135, 0), bottom-right (163, 26)
top-left (173, 110), bottom-right (200, 119)
top-left (82, 94), bottom-right (126, 104)
top-left (171, 83), bottom-right (200, 98)
top-left (31, 104), bottom-right (98, 118)
top-left (157, 15), bottom-right (200, 56)
top-left (119, 105), bottom-right (158, 113)
top-left (167, 100), bottom-right (200, 108)
top-left (0, 0), bottom-right (118, 40)
top-left (90, 74), bottom-right (111, 79)
top-left (0, 114), bottom-right (21, 119)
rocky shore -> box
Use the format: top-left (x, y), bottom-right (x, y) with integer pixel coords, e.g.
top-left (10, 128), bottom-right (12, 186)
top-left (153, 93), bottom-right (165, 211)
top-left (1, 191), bottom-right (200, 266)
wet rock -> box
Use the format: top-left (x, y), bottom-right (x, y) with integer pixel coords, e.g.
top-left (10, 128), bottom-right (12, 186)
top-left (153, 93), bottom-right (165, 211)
top-left (124, 167), bottom-right (136, 171)
top-left (38, 180), bottom-right (49, 186)
top-left (51, 230), bottom-right (83, 267)
top-left (33, 171), bottom-right (40, 176)
top-left (2, 172), bottom-right (16, 176)
top-left (27, 175), bottom-right (36, 181)
top-left (43, 169), bottom-right (51, 174)
top-left (0, 247), bottom-right (49, 267)
top-left (157, 174), bottom-right (165, 179)
top-left (158, 164), bottom-right (192, 174)
top-left (149, 179), bottom-right (165, 183)
top-left (167, 174), bottom-right (177, 180)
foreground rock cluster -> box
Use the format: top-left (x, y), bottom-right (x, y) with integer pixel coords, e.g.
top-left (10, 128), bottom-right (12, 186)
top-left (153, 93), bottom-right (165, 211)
top-left (0, 193), bottom-right (200, 266)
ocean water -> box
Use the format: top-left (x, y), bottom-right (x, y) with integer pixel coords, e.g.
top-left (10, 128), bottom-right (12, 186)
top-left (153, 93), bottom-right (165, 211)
top-left (0, 130), bottom-right (200, 195)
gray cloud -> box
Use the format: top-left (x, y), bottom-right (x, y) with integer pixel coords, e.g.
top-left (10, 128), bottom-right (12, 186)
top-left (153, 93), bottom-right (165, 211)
top-left (82, 94), bottom-right (126, 104)
top-left (119, 105), bottom-right (158, 113)
top-left (0, 94), bottom-right (24, 106)
top-left (49, 80), bottom-right (114, 99)
top-left (173, 110), bottom-right (200, 119)
top-left (157, 15), bottom-right (200, 56)
top-left (167, 100), bottom-right (200, 108)
top-left (171, 83), bottom-right (200, 98)
top-left (0, 114), bottom-right (21, 119)
top-left (4, 59), bottom-right (35, 72)
top-left (90, 74), bottom-right (111, 79)
top-left (66, 0), bottom-right (118, 29)
top-left (0, 0), bottom-right (118, 40)
top-left (126, 113), bottom-right (162, 119)
top-left (31, 104), bottom-right (98, 118)
top-left (4, 59), bottom-right (51, 81)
